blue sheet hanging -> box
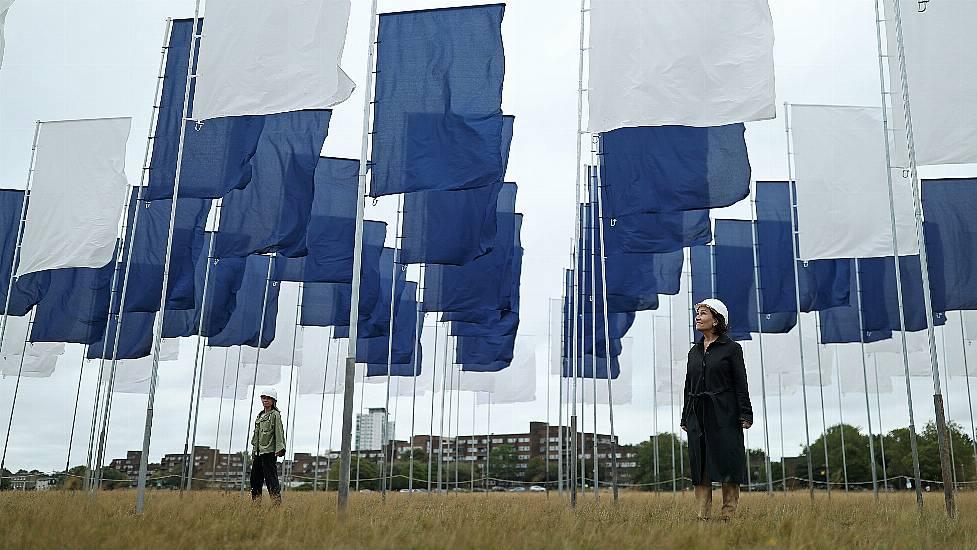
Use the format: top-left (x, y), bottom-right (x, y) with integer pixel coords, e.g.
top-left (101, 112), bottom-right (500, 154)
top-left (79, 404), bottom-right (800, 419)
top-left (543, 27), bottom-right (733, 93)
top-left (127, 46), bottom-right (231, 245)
top-left (598, 124), bottom-right (750, 218)
top-left (0, 189), bottom-right (49, 315)
top-left (87, 311), bottom-right (156, 360)
top-left (362, 282), bottom-right (422, 373)
top-left (399, 117), bottom-right (515, 266)
top-left (212, 110), bottom-right (332, 258)
top-left (369, 4), bottom-right (506, 196)
top-left (208, 254), bottom-right (279, 348)
top-left (29, 259), bottom-right (116, 345)
top-left (922, 178), bottom-right (977, 311)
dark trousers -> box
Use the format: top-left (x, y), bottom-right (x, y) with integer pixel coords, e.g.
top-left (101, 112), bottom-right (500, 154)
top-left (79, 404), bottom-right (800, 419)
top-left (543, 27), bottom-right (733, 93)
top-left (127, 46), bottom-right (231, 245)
top-left (250, 452), bottom-right (281, 501)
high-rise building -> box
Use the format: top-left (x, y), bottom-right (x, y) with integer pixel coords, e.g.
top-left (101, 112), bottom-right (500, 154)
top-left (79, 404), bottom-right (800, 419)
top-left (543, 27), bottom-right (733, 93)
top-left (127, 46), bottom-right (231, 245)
top-left (356, 407), bottom-right (395, 450)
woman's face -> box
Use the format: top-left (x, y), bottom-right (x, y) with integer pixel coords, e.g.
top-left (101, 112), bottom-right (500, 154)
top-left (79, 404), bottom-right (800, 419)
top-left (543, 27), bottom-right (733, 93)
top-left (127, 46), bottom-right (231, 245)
top-left (261, 396), bottom-right (274, 409)
top-left (695, 306), bottom-right (718, 333)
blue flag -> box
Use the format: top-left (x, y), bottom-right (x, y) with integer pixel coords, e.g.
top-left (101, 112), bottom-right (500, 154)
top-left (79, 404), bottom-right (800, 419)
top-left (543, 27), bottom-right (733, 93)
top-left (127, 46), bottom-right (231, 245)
top-left (562, 354), bottom-right (621, 380)
top-left (0, 190), bottom-right (49, 315)
top-left (87, 311), bottom-right (156, 360)
top-left (212, 110), bottom-right (333, 258)
top-left (29, 259), bottom-right (116, 345)
top-left (922, 178), bottom-right (977, 311)
top-left (363, 282), bottom-right (422, 374)
top-left (714, 219), bottom-right (796, 339)
top-left (369, 4), bottom-right (506, 196)
top-left (598, 124), bottom-right (750, 217)
top-left (400, 117), bottom-right (515, 266)
top-left (208, 254), bottom-right (279, 348)
top-left (146, 18), bottom-right (264, 201)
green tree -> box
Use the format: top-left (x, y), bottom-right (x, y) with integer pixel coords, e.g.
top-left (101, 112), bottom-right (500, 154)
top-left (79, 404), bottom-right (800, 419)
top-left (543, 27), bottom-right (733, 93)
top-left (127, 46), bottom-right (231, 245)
top-left (99, 467), bottom-right (131, 490)
top-left (630, 433), bottom-right (689, 491)
top-left (488, 444), bottom-right (519, 483)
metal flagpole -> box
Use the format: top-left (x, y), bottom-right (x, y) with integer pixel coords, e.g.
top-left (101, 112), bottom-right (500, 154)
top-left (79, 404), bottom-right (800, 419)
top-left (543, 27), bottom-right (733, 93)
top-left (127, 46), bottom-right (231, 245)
top-left (778, 117), bottom-right (816, 500)
top-left (831, 338), bottom-right (850, 494)
top-left (134, 3), bottom-right (201, 513)
top-left (471, 390), bottom-right (477, 491)
top-left (746, 210), bottom-right (774, 495)
top-left (454, 367), bottom-right (462, 490)
top-left (281, 285), bottom-right (304, 491)
top-left (380, 196), bottom-right (405, 498)
top-left (325, 338), bottom-right (346, 490)
top-left (587, 173), bottom-right (599, 501)
top-left (546, 299), bottom-right (552, 493)
top-left (338, 0), bottom-right (380, 513)
top-left (568, 0), bottom-right (589, 509)
top-left (436, 328), bottom-right (449, 492)
top-left (869, 7), bottom-right (927, 505)
top-left (486, 394), bottom-right (493, 490)
top-left (64, 349), bottom-right (89, 476)
top-left (210, 348), bottom-right (229, 489)
top-left (223, 347), bottom-right (244, 491)
top-left (558, 295), bottom-right (565, 495)
top-left (853, 261), bottom-right (879, 499)
top-left (652, 315), bottom-right (660, 493)
top-left (958, 313), bottom-right (977, 481)
top-left (668, 296), bottom-right (677, 495)
top-left (427, 321), bottom-right (440, 492)
top-left (888, 0), bottom-right (956, 517)
top-left (353, 343), bottom-right (367, 492)
top-left (777, 373), bottom-right (786, 494)
top-left (873, 356), bottom-right (889, 491)
top-left (593, 146), bottom-right (620, 501)
top-left (814, 318), bottom-right (831, 497)
top-left (181, 343), bottom-right (207, 490)
top-left (0, 310), bottom-right (36, 474)
top-left (239, 254), bottom-right (276, 493)
top-left (315, 334), bottom-right (335, 492)
top-left (407, 267), bottom-right (426, 493)
top-left (938, 327), bottom-right (958, 489)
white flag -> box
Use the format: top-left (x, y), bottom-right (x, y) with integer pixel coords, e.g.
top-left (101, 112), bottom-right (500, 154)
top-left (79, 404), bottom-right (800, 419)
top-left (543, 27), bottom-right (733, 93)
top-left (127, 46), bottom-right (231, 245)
top-left (885, 0), bottom-right (977, 166)
top-left (16, 118), bottom-right (131, 277)
top-left (0, 0), bottom-right (14, 69)
top-left (239, 282), bottom-right (304, 368)
top-left (191, 0), bottom-right (355, 121)
top-left (588, 0), bottom-right (776, 131)
top-left (791, 105), bottom-right (917, 261)
top-left (476, 337), bottom-right (538, 405)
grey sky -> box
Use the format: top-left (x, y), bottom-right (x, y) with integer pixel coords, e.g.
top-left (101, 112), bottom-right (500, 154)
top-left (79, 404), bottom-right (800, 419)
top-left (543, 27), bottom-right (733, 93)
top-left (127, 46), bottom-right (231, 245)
top-left (0, 0), bottom-right (972, 474)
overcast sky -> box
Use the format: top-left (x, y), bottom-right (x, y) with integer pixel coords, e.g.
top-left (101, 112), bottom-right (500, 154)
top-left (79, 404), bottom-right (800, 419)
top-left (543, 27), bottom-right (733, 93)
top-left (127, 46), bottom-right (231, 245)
top-left (1, 0), bottom-right (975, 475)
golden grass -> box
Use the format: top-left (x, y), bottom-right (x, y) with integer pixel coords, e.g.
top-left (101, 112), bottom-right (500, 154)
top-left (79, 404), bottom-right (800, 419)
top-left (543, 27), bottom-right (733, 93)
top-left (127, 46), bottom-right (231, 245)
top-left (0, 489), bottom-right (974, 549)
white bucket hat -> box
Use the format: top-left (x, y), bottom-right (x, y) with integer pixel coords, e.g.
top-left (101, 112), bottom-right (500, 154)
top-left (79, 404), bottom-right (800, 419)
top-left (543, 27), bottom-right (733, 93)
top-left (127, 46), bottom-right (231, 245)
top-left (260, 388), bottom-right (278, 401)
top-left (695, 298), bottom-right (729, 327)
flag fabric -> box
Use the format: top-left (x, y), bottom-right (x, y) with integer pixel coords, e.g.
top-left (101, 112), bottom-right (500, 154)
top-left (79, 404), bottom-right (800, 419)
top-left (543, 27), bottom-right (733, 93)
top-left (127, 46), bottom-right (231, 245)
top-left (362, 282), bottom-right (421, 373)
top-left (369, 4), bottom-right (506, 197)
top-left (598, 125), bottom-right (751, 217)
top-left (191, 0), bottom-right (354, 121)
top-left (588, 0), bottom-right (775, 131)
top-left (755, 181), bottom-right (851, 313)
top-left (472, 338), bottom-right (537, 404)
top-left (601, 208), bottom-right (711, 254)
top-left (162, 232), bottom-right (247, 338)
top-left (400, 117), bottom-right (515, 266)
top-left (0, 189), bottom-right (49, 315)
top-left (145, 19), bottom-right (264, 201)
top-left (818, 305), bottom-right (892, 345)
top-left (714, 219), bottom-right (796, 339)
top-left (922, 178), bottom-right (977, 311)
top-left (120, 197), bottom-right (211, 313)
top-left (884, 0), bottom-right (977, 166)
top-left (690, 244), bottom-right (715, 307)
top-left (16, 118), bottom-right (131, 277)
top-left (86, 311), bottom-right (155, 360)
top-left (212, 110), bottom-right (332, 258)
top-left (273, 159), bottom-right (368, 283)
top-left (0, 314), bottom-right (65, 378)
top-left (208, 254), bottom-right (279, 348)
top-left (0, 0), bottom-right (14, 69)
top-left (239, 281), bottom-right (304, 368)
top-left (29, 260), bottom-right (115, 345)
top-left (790, 105), bottom-right (917, 260)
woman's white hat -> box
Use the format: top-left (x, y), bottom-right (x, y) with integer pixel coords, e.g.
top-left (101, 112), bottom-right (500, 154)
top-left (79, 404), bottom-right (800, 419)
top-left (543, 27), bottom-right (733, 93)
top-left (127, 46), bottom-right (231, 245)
top-left (260, 388), bottom-right (278, 401)
top-left (695, 298), bottom-right (729, 325)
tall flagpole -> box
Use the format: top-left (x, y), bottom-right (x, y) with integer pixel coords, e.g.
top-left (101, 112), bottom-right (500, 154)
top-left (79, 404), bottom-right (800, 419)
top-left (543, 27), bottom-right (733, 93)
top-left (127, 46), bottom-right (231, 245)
top-left (223, 347), bottom-right (244, 490)
top-left (281, 284), bottom-right (304, 491)
top-left (852, 261), bottom-right (880, 500)
top-left (747, 215), bottom-right (774, 495)
top-left (830, 338), bottom-right (850, 494)
top-left (380, 195), bottom-right (404, 498)
top-left (426, 321), bottom-right (440, 492)
top-left (135, 2), bottom-right (201, 513)
top-left (651, 314), bottom-right (660, 493)
top-left (0, 310), bottom-right (36, 475)
top-left (778, 116), bottom-right (817, 501)
top-left (888, 0), bottom-right (956, 518)
top-left (339, 0), bottom-right (380, 513)
top-left (669, 295), bottom-right (677, 495)
top-left (407, 267), bottom-right (426, 492)
top-left (872, 356), bottom-right (889, 491)
top-left (210, 348), bottom-right (229, 489)
top-left (813, 318), bottom-right (831, 497)
top-left (958, 313), bottom-right (977, 481)
top-left (64, 350), bottom-right (89, 476)
top-left (314, 334), bottom-right (334, 491)
top-left (587, 173), bottom-right (599, 501)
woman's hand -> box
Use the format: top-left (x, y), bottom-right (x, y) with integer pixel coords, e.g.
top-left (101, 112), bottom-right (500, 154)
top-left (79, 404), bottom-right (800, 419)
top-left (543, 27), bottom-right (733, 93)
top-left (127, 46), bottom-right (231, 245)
top-left (680, 424), bottom-right (687, 432)
top-left (276, 449), bottom-right (286, 457)
top-left (741, 419), bottom-right (753, 429)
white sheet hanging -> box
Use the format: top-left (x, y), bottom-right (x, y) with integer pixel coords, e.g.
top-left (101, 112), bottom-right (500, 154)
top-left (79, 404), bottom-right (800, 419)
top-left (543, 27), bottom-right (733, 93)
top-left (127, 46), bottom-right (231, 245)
top-left (587, 0), bottom-right (776, 131)
top-left (191, 0), bottom-right (355, 121)
top-left (884, 0), bottom-right (977, 166)
top-left (16, 118), bottom-right (131, 277)
top-left (239, 282), bottom-right (304, 368)
top-left (791, 105), bottom-right (917, 261)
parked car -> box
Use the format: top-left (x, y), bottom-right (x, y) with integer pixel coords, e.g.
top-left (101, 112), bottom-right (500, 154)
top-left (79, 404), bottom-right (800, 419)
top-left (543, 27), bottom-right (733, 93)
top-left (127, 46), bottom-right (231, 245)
top-left (507, 486), bottom-right (527, 493)
top-left (529, 485), bottom-right (547, 493)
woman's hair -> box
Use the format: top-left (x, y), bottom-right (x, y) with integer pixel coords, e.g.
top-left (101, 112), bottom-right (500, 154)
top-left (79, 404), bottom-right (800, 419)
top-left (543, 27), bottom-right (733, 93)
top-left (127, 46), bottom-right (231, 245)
top-left (700, 305), bottom-right (729, 336)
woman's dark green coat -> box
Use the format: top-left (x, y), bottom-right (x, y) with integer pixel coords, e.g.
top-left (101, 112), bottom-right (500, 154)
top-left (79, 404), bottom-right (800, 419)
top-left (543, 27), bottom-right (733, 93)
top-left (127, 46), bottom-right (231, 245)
top-left (681, 334), bottom-right (753, 485)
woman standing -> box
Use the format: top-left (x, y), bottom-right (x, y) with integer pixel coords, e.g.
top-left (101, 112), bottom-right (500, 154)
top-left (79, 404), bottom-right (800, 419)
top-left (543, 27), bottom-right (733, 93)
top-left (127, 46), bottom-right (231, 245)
top-left (680, 299), bottom-right (753, 521)
top-left (250, 388), bottom-right (286, 503)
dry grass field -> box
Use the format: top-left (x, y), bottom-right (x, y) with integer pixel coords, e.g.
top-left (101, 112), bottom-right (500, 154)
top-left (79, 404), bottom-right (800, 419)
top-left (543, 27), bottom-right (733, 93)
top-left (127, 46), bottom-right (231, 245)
top-left (0, 489), bottom-right (974, 549)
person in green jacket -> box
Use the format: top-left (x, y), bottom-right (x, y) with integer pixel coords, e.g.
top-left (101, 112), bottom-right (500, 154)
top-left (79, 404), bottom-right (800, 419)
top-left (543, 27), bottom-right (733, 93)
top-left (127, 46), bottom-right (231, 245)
top-left (250, 388), bottom-right (286, 503)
